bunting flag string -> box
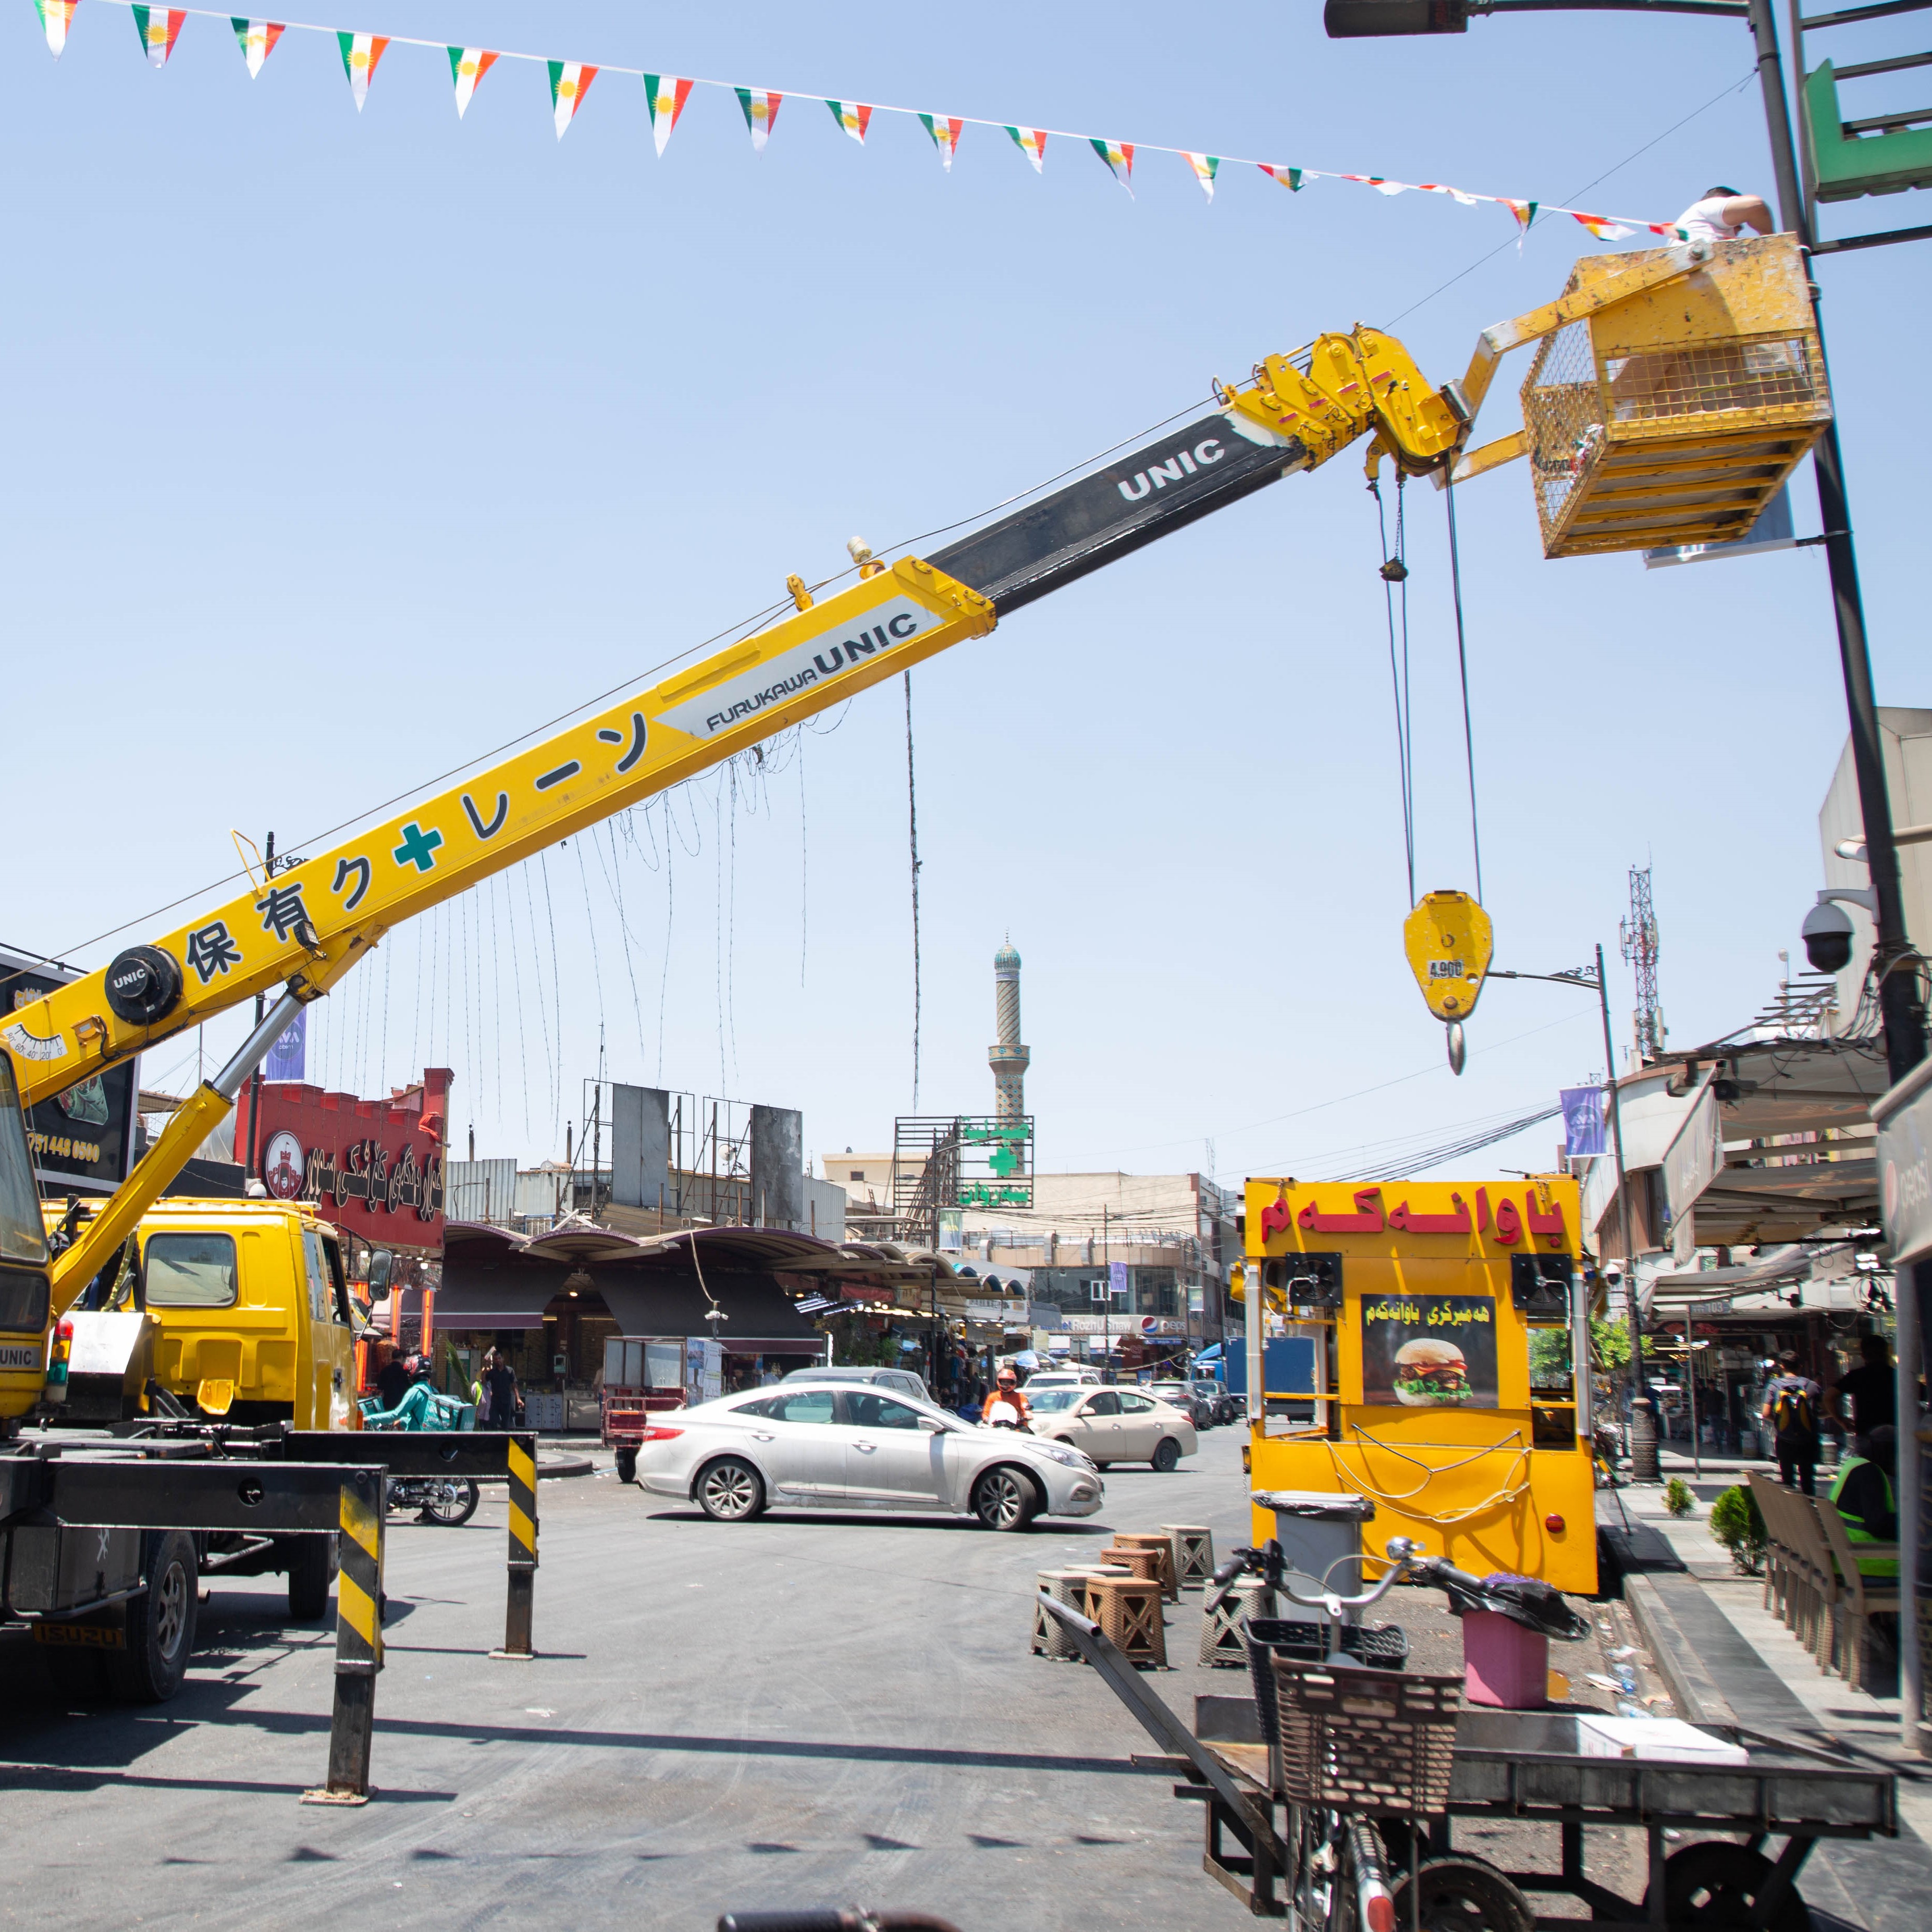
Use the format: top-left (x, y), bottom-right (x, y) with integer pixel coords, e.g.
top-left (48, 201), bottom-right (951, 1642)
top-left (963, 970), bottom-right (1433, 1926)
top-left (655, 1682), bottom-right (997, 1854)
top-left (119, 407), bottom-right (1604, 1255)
top-left (448, 44), bottom-right (495, 119)
top-left (736, 85), bottom-right (780, 153)
top-left (34, 0), bottom-right (78, 57)
top-left (1090, 137), bottom-right (1134, 198)
top-left (131, 4), bottom-right (183, 64)
top-left (644, 72), bottom-right (691, 155)
top-left (231, 15), bottom-right (281, 77)
top-left (1005, 125), bottom-right (1047, 174)
top-left (549, 58), bottom-right (594, 140)
top-left (920, 112), bottom-right (961, 171)
top-left (826, 97), bottom-right (872, 144)
top-left (335, 28), bottom-right (385, 112)
top-left (23, 0), bottom-right (1691, 240)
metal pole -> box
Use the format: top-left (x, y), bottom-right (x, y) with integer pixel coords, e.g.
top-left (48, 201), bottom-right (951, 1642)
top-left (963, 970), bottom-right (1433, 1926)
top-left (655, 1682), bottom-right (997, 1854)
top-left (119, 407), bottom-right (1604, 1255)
top-left (1688, 1338), bottom-right (1701, 1481)
top-left (1898, 1276), bottom-right (1927, 1753)
top-left (1746, 0), bottom-right (1928, 1089)
top-left (1596, 944), bottom-right (1655, 1481)
top-left (1746, 0), bottom-right (1929, 1753)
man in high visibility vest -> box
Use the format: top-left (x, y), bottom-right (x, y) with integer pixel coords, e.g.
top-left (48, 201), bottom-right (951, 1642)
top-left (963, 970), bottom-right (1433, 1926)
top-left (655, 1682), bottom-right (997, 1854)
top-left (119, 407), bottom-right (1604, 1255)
top-left (1828, 1425), bottom-right (1898, 1579)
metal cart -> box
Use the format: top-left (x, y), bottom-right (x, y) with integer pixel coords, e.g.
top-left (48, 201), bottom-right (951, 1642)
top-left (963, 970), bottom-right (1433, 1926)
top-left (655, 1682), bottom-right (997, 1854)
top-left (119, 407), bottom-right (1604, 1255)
top-left (1038, 1594), bottom-right (1899, 1929)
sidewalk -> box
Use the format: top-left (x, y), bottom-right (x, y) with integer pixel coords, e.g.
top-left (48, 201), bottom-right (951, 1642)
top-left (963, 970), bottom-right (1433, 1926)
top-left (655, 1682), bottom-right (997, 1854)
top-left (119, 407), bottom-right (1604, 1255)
top-left (1603, 1474), bottom-right (1932, 1932)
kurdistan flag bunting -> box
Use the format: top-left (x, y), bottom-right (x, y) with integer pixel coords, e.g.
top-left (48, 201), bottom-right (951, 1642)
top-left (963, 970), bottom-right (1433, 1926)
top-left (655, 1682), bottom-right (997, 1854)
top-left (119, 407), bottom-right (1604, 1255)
top-left (1090, 138), bottom-right (1134, 196)
top-left (1345, 174), bottom-right (1407, 196)
top-left (447, 46), bottom-right (496, 118)
top-left (1257, 164), bottom-right (1304, 191)
top-left (230, 18), bottom-right (284, 77)
top-left (1503, 199), bottom-right (1537, 250)
top-left (1005, 125), bottom-right (1046, 173)
top-left (1183, 152), bottom-right (1219, 201)
top-left (826, 99), bottom-right (873, 144)
top-left (1419, 181), bottom-right (1479, 206)
top-left (131, 5), bottom-right (185, 66)
top-left (919, 114), bottom-right (962, 170)
top-left (644, 73), bottom-right (692, 154)
top-left (34, 0), bottom-right (79, 58)
top-left (549, 60), bottom-right (595, 139)
top-left (736, 87), bottom-right (781, 151)
top-left (337, 30), bottom-right (388, 112)
top-left (1571, 210), bottom-right (1631, 240)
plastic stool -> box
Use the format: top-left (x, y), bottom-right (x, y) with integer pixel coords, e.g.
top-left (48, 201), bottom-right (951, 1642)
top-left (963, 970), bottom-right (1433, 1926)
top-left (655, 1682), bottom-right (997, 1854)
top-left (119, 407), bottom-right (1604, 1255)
top-left (1112, 1533), bottom-right (1179, 1602)
top-left (1088, 1575), bottom-right (1167, 1668)
top-left (1100, 1545), bottom-right (1163, 1591)
top-left (1201, 1574), bottom-right (1266, 1668)
top-left (1031, 1570), bottom-right (1090, 1661)
top-left (1163, 1523), bottom-right (1214, 1589)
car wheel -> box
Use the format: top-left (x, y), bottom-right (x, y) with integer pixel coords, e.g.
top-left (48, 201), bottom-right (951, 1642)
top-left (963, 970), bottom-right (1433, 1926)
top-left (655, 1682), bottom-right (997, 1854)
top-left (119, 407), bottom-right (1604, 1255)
top-left (971, 1465), bottom-right (1039, 1532)
top-left (108, 1531), bottom-right (198, 1703)
top-left (614, 1447), bottom-right (638, 1484)
top-left (1151, 1436), bottom-right (1182, 1472)
top-left (695, 1457), bottom-right (765, 1522)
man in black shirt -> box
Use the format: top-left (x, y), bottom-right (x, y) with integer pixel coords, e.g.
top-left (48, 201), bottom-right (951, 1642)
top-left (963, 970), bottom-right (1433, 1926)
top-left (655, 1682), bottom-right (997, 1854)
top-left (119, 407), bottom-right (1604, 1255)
top-left (1830, 1333), bottom-right (1896, 1435)
top-left (375, 1345), bottom-right (411, 1412)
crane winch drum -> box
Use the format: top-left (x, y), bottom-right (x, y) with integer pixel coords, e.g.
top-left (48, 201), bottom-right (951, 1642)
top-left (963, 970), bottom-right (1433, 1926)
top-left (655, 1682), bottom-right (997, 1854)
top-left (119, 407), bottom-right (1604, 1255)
top-left (1518, 235), bottom-right (1831, 559)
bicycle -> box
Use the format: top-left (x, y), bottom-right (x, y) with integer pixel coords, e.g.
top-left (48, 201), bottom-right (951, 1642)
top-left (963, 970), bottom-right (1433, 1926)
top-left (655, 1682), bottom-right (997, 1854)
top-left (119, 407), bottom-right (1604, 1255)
top-left (1208, 1536), bottom-right (1576, 1932)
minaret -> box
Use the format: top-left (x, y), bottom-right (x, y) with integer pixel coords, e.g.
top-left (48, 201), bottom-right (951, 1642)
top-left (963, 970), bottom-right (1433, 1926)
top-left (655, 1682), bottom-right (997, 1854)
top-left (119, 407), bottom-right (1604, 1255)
top-left (989, 938), bottom-right (1029, 1124)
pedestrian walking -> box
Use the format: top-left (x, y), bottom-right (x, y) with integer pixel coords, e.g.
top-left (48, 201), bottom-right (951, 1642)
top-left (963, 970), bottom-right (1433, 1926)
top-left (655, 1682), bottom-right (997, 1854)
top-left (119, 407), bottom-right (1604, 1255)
top-left (1761, 1351), bottom-right (1823, 1495)
top-left (485, 1351), bottom-right (518, 1433)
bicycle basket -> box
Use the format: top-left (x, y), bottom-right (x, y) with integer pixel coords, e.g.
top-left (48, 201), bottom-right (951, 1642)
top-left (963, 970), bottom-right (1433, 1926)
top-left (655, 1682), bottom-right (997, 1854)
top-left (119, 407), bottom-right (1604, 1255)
top-left (1245, 1620), bottom-right (1412, 1750)
top-left (1272, 1655), bottom-right (1461, 1814)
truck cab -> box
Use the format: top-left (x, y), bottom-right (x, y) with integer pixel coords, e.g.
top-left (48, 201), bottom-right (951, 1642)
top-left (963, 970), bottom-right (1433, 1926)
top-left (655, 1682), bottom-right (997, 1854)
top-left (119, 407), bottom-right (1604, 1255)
top-left (55, 1198), bottom-right (359, 1431)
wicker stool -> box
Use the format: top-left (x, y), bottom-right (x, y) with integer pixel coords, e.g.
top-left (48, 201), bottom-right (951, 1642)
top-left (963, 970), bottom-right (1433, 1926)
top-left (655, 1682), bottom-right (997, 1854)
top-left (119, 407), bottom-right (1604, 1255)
top-left (1031, 1569), bottom-right (1090, 1661)
top-left (1163, 1523), bottom-right (1214, 1589)
top-left (1201, 1574), bottom-right (1266, 1668)
top-left (1088, 1574), bottom-right (1167, 1669)
top-left (1062, 1563), bottom-right (1130, 1620)
top-left (1100, 1545), bottom-right (1163, 1591)
top-left (1114, 1532), bottom-right (1179, 1603)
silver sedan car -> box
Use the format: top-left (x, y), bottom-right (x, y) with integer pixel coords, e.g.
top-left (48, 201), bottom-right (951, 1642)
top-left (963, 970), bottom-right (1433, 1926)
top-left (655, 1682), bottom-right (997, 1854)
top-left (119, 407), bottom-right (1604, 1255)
top-left (631, 1381), bottom-right (1105, 1531)
top-left (1025, 1385), bottom-right (1199, 1469)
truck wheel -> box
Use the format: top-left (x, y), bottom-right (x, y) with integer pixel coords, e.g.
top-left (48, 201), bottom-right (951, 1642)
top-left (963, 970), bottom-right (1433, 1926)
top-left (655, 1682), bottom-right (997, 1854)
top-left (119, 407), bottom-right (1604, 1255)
top-left (1152, 1436), bottom-right (1182, 1472)
top-left (108, 1531), bottom-right (198, 1704)
top-left (614, 1447), bottom-right (638, 1484)
top-left (287, 1534), bottom-right (338, 1622)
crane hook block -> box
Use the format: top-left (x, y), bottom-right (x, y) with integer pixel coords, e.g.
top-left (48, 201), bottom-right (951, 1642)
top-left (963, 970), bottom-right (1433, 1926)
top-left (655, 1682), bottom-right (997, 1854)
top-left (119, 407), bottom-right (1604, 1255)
top-left (1403, 890), bottom-right (1493, 1023)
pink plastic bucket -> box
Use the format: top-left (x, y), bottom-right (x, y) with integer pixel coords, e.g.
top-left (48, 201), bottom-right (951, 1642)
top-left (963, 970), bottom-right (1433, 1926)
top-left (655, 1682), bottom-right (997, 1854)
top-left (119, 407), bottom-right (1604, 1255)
top-left (1461, 1609), bottom-right (1549, 1708)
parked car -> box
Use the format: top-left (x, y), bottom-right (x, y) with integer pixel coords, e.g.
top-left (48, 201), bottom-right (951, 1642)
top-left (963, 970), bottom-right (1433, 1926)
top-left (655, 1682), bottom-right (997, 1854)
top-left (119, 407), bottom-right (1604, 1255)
top-left (1024, 1368), bottom-right (1100, 1389)
top-left (1026, 1385), bottom-right (1198, 1470)
top-left (783, 1363), bottom-right (931, 1404)
top-left (633, 1381), bottom-right (1103, 1530)
top-left (1149, 1380), bottom-right (1216, 1431)
top-left (1192, 1376), bottom-right (1240, 1426)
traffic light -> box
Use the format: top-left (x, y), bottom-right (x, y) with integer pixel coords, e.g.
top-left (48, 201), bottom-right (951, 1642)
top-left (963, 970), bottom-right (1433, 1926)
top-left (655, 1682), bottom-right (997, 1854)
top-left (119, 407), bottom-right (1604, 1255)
top-left (1324, 0), bottom-right (1470, 33)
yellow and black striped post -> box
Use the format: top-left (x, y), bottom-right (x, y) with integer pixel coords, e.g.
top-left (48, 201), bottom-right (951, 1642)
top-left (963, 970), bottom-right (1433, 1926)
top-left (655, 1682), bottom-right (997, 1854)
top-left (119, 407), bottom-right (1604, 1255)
top-left (495, 1432), bottom-right (538, 1659)
top-left (305, 1467), bottom-right (384, 1804)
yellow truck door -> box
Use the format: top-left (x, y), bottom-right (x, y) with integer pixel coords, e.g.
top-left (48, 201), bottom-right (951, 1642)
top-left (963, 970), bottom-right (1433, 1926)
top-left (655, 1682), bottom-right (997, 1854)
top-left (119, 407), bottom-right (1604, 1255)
top-left (298, 1222), bottom-right (353, 1429)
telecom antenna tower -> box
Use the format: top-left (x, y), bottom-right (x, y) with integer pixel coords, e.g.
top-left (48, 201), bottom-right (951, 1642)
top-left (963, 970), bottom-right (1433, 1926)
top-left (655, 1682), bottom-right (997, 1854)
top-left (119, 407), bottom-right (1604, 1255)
top-left (1620, 865), bottom-right (1665, 1065)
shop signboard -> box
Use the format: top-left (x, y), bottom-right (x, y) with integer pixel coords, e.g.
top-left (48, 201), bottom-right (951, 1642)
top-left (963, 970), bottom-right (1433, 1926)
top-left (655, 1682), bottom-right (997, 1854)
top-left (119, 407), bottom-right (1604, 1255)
top-left (1359, 1292), bottom-right (1499, 1410)
top-left (964, 1298), bottom-right (1026, 1323)
top-left (1875, 1055), bottom-right (1932, 1266)
top-left (3, 949), bottom-right (139, 1193)
top-left (244, 1066), bottom-right (452, 1250)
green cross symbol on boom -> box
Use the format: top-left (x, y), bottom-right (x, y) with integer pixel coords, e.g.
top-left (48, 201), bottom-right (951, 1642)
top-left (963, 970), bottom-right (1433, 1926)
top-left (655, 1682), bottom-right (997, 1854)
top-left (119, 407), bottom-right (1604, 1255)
top-left (393, 822), bottom-right (444, 873)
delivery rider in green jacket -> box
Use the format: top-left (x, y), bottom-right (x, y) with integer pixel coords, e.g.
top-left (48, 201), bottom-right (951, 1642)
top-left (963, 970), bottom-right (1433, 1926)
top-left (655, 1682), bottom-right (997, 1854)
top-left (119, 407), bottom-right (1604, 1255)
top-left (1828, 1425), bottom-right (1899, 1578)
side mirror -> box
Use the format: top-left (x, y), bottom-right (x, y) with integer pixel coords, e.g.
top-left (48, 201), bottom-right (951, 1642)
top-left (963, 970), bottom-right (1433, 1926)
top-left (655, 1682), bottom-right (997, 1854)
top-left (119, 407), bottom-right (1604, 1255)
top-left (367, 1250), bottom-right (393, 1294)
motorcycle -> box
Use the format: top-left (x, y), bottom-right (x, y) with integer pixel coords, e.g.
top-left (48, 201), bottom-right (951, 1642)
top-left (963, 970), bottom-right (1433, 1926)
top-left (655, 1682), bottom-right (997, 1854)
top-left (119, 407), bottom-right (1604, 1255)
top-left (358, 1385), bottom-right (481, 1525)
top-left (386, 1474), bottom-right (480, 1526)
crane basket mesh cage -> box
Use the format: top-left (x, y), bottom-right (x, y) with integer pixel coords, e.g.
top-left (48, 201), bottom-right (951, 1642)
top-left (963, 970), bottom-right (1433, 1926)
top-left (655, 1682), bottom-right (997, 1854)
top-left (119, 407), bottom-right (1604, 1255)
top-left (1517, 236), bottom-right (1830, 559)
top-left (1272, 1654), bottom-right (1462, 1814)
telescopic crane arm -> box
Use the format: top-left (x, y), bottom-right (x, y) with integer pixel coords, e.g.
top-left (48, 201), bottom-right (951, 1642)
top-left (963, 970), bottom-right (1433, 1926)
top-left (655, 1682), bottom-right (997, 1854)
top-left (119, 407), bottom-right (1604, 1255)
top-left (4, 248), bottom-right (1718, 1335)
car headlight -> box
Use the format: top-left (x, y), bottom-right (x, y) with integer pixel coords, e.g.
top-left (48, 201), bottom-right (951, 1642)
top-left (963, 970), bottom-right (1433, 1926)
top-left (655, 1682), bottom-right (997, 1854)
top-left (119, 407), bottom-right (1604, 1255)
top-left (1035, 1442), bottom-right (1092, 1472)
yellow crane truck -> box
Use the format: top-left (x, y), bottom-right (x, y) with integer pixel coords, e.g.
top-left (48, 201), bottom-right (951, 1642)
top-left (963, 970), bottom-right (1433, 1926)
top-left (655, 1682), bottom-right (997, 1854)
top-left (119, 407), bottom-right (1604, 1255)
top-left (0, 234), bottom-right (1827, 1719)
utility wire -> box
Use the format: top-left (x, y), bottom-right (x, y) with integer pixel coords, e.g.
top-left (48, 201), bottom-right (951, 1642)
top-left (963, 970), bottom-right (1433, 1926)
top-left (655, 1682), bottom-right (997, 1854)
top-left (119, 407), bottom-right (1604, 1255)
top-left (1445, 480), bottom-right (1484, 904)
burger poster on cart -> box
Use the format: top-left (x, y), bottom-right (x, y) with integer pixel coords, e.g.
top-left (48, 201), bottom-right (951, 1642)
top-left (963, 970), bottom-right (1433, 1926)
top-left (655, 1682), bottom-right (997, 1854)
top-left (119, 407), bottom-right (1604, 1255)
top-left (1360, 1294), bottom-right (1497, 1410)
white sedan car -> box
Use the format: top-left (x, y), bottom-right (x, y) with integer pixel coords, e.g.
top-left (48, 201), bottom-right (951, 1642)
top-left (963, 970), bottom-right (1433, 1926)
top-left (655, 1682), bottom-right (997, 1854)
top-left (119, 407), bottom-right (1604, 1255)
top-left (1026, 1385), bottom-right (1199, 1470)
top-left (631, 1381), bottom-right (1105, 1531)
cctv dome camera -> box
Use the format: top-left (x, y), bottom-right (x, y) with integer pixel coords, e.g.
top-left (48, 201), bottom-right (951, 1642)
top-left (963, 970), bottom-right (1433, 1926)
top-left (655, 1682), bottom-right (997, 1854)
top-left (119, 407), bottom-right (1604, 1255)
top-left (1801, 899), bottom-right (1855, 975)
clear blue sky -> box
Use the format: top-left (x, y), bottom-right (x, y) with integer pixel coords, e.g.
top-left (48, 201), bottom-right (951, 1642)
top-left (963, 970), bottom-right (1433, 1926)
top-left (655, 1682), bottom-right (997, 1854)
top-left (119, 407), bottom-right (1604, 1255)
top-left (5, 1), bottom-right (1925, 1186)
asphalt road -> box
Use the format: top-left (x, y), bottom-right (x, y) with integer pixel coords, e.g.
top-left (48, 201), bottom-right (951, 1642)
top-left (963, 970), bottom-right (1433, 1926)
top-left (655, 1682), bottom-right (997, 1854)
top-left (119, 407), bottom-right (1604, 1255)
top-left (0, 1425), bottom-right (1862, 1930)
